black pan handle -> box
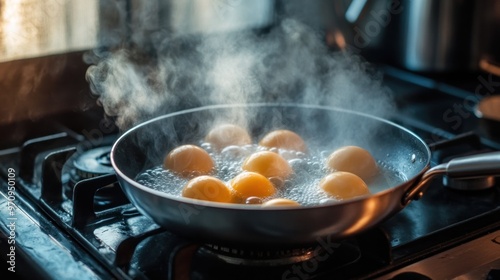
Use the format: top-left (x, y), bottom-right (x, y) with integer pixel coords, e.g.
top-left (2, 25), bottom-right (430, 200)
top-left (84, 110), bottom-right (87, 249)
top-left (403, 151), bottom-right (500, 205)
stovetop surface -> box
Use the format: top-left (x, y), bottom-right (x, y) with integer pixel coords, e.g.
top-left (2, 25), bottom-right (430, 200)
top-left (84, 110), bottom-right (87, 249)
top-left (1, 66), bottom-right (500, 280)
top-left (382, 67), bottom-right (500, 251)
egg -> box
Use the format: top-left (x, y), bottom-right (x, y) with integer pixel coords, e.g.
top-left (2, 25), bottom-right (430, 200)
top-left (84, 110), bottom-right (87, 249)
top-left (262, 198), bottom-right (301, 207)
top-left (319, 171), bottom-right (370, 199)
top-left (242, 151), bottom-right (293, 179)
top-left (230, 172), bottom-right (276, 200)
top-left (326, 146), bottom-right (378, 181)
top-left (259, 129), bottom-right (307, 152)
top-left (205, 124), bottom-right (252, 151)
top-left (164, 144), bottom-right (214, 177)
top-left (182, 176), bottom-right (233, 203)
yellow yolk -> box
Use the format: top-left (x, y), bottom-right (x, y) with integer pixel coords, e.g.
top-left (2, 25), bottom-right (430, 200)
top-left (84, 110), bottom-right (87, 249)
top-left (182, 176), bottom-right (233, 203)
top-left (319, 171), bottom-right (370, 199)
top-left (205, 124), bottom-right (252, 151)
top-left (262, 198), bottom-right (301, 207)
top-left (326, 146), bottom-right (378, 181)
top-left (230, 172), bottom-right (276, 200)
top-left (242, 151), bottom-right (293, 179)
top-left (164, 144), bottom-right (214, 177)
top-left (259, 129), bottom-right (307, 152)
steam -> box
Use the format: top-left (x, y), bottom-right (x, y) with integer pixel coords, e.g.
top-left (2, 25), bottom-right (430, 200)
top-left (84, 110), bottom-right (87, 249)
top-left (85, 18), bottom-right (393, 131)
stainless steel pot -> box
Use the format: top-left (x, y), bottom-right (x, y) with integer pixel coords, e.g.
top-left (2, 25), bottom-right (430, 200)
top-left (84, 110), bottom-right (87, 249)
top-left (110, 104), bottom-right (500, 246)
top-left (315, 0), bottom-right (500, 73)
top-left (97, 0), bottom-right (500, 73)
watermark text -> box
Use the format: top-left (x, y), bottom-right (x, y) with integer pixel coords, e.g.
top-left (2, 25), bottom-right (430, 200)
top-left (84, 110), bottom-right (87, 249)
top-left (6, 168), bottom-right (17, 273)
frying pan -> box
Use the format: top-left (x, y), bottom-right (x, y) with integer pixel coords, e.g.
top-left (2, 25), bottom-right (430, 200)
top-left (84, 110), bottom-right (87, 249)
top-left (111, 103), bottom-right (500, 246)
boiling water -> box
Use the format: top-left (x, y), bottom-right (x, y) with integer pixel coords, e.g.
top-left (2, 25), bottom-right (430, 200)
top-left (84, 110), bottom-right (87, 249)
top-left (135, 143), bottom-right (407, 206)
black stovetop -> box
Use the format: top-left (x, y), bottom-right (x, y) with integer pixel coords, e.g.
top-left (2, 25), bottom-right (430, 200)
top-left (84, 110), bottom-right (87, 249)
top-left (1, 67), bottom-right (499, 280)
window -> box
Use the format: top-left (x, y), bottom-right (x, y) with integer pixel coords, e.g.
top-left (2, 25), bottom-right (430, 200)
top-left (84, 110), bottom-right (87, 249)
top-left (0, 0), bottom-right (98, 62)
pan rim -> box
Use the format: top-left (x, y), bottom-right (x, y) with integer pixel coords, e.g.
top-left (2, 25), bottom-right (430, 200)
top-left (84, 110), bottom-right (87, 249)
top-left (110, 102), bottom-right (431, 211)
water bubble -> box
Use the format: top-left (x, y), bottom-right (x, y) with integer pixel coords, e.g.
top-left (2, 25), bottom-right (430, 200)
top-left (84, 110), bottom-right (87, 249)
top-left (320, 150), bottom-right (331, 158)
top-left (245, 196), bottom-right (263, 205)
top-left (257, 146), bottom-right (269, 152)
top-left (319, 198), bottom-right (338, 205)
top-left (242, 144), bottom-right (255, 152)
top-left (269, 147), bottom-right (279, 153)
top-left (289, 158), bottom-right (307, 169)
top-left (221, 145), bottom-right (250, 159)
top-left (219, 165), bottom-right (229, 173)
top-left (200, 142), bottom-right (212, 150)
top-left (280, 150), bottom-right (298, 160)
top-left (269, 177), bottom-right (285, 189)
top-left (295, 152), bottom-right (307, 158)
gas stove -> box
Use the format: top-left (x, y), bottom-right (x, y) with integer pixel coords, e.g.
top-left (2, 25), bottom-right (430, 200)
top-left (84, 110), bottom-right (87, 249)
top-left (1, 67), bottom-right (500, 280)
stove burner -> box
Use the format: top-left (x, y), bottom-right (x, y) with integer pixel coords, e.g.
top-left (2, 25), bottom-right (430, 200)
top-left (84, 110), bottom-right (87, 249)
top-left (201, 244), bottom-right (317, 266)
top-left (65, 146), bottom-right (126, 208)
top-left (443, 176), bottom-right (496, 190)
top-left (72, 146), bottom-right (114, 179)
top-left (195, 241), bottom-right (363, 279)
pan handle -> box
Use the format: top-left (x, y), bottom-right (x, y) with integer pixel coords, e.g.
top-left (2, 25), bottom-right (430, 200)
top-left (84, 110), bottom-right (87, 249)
top-left (403, 151), bottom-right (500, 205)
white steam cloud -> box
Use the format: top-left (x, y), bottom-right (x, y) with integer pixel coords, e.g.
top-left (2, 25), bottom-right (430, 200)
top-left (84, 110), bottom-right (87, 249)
top-left (86, 18), bottom-right (393, 130)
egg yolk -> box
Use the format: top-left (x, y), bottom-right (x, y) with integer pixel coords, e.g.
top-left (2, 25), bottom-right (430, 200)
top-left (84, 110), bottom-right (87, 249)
top-left (230, 172), bottom-right (276, 200)
top-left (326, 146), bottom-right (378, 181)
top-left (259, 129), bottom-right (307, 152)
top-left (319, 171), bottom-right (370, 199)
top-left (205, 124), bottom-right (252, 151)
top-left (164, 145), bottom-right (214, 177)
top-left (242, 151), bottom-right (293, 179)
top-left (262, 198), bottom-right (301, 207)
top-left (182, 176), bottom-right (233, 203)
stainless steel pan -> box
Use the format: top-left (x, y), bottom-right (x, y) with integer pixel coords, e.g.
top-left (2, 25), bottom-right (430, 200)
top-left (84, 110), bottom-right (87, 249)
top-left (110, 103), bottom-right (500, 246)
